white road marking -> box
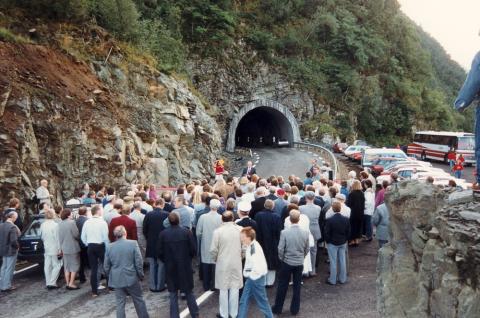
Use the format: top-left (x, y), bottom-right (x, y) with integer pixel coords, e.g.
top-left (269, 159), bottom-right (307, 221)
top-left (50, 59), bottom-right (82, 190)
top-left (255, 160), bottom-right (259, 164)
top-left (179, 290), bottom-right (215, 318)
top-left (14, 263), bottom-right (39, 275)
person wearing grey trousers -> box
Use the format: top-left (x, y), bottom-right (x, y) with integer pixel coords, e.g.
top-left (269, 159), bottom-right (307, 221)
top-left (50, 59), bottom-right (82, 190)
top-left (105, 225), bottom-right (149, 318)
top-left (0, 211), bottom-right (20, 292)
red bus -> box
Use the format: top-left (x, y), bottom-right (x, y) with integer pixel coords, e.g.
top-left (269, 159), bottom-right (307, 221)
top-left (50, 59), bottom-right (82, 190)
top-left (407, 131), bottom-right (475, 165)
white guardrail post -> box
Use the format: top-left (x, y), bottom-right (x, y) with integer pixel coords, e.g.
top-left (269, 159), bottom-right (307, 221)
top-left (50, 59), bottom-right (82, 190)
top-left (294, 142), bottom-right (339, 181)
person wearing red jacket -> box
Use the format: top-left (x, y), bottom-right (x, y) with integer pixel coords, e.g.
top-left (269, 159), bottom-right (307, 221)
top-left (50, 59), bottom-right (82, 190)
top-left (108, 206), bottom-right (137, 242)
top-left (452, 160), bottom-right (464, 179)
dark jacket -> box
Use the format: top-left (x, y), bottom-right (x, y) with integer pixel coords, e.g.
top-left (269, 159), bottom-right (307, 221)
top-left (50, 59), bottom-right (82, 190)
top-left (158, 225), bottom-right (196, 292)
top-left (3, 208), bottom-right (23, 231)
top-left (164, 203), bottom-right (174, 213)
top-left (255, 209), bottom-right (281, 270)
top-left (0, 221), bottom-right (20, 256)
top-left (242, 167), bottom-right (257, 177)
top-left (347, 190), bottom-right (365, 221)
top-left (325, 213), bottom-right (351, 246)
top-left (143, 208), bottom-right (169, 258)
top-left (76, 215), bottom-right (88, 248)
top-left (235, 217), bottom-right (257, 232)
top-left (250, 197), bottom-right (266, 219)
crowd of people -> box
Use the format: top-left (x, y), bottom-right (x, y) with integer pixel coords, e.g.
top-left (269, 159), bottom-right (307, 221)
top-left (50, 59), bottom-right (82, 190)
top-left (0, 159), bottom-right (392, 318)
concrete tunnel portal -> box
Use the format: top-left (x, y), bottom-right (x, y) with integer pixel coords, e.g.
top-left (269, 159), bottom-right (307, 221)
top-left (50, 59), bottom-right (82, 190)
top-left (226, 99), bottom-right (301, 152)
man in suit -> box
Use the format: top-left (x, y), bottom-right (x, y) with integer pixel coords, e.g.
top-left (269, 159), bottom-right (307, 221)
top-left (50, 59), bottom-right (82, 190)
top-left (242, 161), bottom-right (257, 179)
top-left (109, 206), bottom-right (137, 242)
top-left (250, 187), bottom-right (267, 220)
top-left (143, 199), bottom-right (169, 292)
top-left (158, 213), bottom-right (199, 318)
top-left (104, 225), bottom-right (149, 318)
top-left (272, 210), bottom-right (309, 316)
top-left (76, 207), bottom-right (89, 283)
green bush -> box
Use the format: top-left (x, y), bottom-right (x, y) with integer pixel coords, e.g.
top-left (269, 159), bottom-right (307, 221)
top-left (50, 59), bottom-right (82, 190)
top-left (95, 0), bottom-right (140, 40)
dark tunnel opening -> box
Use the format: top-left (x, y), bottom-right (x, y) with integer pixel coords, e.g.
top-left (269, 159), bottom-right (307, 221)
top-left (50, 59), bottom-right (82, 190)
top-left (235, 106), bottom-right (294, 148)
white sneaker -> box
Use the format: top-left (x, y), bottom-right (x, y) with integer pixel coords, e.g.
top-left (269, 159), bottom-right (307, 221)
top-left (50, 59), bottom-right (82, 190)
top-left (98, 284), bottom-right (106, 290)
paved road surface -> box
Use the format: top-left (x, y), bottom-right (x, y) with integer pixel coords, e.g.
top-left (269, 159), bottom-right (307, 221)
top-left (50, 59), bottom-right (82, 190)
top-left (1, 147), bottom-right (379, 318)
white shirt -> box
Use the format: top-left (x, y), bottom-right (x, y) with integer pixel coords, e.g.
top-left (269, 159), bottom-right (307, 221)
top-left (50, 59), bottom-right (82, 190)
top-left (325, 204), bottom-right (351, 219)
top-left (242, 193), bottom-right (255, 202)
top-left (141, 202), bottom-right (153, 212)
top-left (104, 210), bottom-right (120, 225)
top-left (364, 189), bottom-right (375, 216)
top-left (36, 186), bottom-right (51, 204)
top-left (129, 210), bottom-right (145, 236)
top-left (81, 216), bottom-right (109, 245)
top-left (40, 220), bottom-right (60, 256)
top-left (243, 240), bottom-right (268, 280)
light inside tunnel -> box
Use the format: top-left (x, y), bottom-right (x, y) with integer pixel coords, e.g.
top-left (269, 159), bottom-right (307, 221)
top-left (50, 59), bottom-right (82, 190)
top-left (235, 106), bottom-right (294, 148)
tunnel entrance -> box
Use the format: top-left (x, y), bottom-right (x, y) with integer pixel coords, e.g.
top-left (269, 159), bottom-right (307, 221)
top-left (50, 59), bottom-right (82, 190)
top-left (235, 107), bottom-right (294, 148)
top-left (226, 99), bottom-right (301, 152)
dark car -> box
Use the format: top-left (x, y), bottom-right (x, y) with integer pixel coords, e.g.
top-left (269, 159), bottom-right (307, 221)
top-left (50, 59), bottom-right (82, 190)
top-left (333, 142), bottom-right (348, 153)
top-left (18, 215), bottom-right (45, 264)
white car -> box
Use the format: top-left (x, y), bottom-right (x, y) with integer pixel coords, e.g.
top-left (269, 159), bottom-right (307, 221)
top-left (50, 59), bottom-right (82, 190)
top-left (344, 145), bottom-right (370, 158)
top-left (383, 161), bottom-right (432, 172)
top-left (376, 167), bottom-right (450, 184)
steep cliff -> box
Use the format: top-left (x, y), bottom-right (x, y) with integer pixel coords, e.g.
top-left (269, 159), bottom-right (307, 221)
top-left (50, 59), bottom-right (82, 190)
top-left (377, 182), bottom-right (480, 317)
top-left (0, 27), bottom-right (222, 206)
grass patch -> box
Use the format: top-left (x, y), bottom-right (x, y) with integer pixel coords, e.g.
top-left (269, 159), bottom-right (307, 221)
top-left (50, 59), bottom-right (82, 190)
top-left (0, 27), bottom-right (31, 44)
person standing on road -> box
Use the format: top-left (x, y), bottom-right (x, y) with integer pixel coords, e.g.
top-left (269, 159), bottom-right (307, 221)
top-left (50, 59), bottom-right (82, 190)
top-left (158, 213), bottom-right (199, 318)
top-left (235, 201), bottom-right (257, 231)
top-left (164, 195), bottom-right (192, 230)
top-left (104, 225), bottom-right (149, 318)
top-left (372, 203), bottom-right (390, 248)
top-left (375, 180), bottom-right (389, 208)
top-left (255, 199), bottom-right (281, 287)
top-left (196, 199), bottom-right (223, 291)
top-left (347, 180), bottom-right (365, 247)
top-left (76, 207), bottom-right (89, 284)
top-left (325, 201), bottom-right (350, 285)
top-left (298, 191), bottom-right (321, 277)
top-left (143, 199), bottom-right (169, 292)
top-left (0, 211), bottom-right (20, 292)
top-left (58, 209), bottom-right (81, 290)
top-left (447, 148), bottom-right (457, 169)
top-left (81, 205), bottom-right (109, 297)
top-left (3, 198), bottom-right (23, 231)
top-left (210, 211), bottom-right (243, 318)
top-left (363, 180), bottom-right (375, 242)
top-left (452, 160), bottom-right (464, 179)
top-left (130, 202), bottom-right (146, 260)
top-left (242, 161), bottom-right (257, 180)
top-left (271, 210), bottom-right (309, 316)
top-left (40, 209), bottom-right (62, 289)
top-left (109, 206), bottom-right (137, 242)
top-left (238, 227), bottom-right (273, 318)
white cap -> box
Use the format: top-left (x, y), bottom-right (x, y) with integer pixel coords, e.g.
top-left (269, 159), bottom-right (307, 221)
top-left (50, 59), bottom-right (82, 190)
top-left (238, 201), bottom-right (252, 213)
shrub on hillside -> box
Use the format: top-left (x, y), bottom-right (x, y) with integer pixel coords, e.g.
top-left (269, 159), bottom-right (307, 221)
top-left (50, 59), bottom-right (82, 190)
top-left (95, 0), bottom-right (140, 40)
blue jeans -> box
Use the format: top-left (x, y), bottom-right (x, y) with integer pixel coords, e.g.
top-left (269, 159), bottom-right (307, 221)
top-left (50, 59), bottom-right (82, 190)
top-left (0, 253), bottom-right (17, 290)
top-left (455, 170), bottom-right (462, 179)
top-left (238, 275), bottom-right (273, 318)
top-left (147, 257), bottom-right (165, 291)
top-left (327, 243), bottom-right (347, 285)
top-left (363, 215), bottom-right (373, 239)
top-left (455, 52), bottom-right (480, 183)
top-left (272, 262), bottom-right (303, 315)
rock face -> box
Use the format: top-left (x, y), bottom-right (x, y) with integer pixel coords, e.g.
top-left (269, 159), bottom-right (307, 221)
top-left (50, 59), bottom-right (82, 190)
top-left (188, 50), bottom-right (329, 142)
top-left (0, 42), bottom-right (221, 207)
top-left (377, 181), bottom-right (480, 318)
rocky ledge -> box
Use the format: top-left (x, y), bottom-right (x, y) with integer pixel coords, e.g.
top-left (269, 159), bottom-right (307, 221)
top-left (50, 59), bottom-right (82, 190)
top-left (377, 181), bottom-right (480, 317)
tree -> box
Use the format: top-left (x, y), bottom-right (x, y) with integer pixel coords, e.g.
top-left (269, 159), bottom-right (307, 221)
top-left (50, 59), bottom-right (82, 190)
top-left (96, 0), bottom-right (140, 40)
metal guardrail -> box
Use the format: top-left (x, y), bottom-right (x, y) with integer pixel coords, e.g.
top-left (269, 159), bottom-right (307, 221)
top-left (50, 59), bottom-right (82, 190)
top-left (293, 141), bottom-right (339, 180)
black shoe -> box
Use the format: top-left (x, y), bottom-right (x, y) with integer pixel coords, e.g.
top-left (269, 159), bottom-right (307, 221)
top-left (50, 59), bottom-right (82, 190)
top-left (271, 306), bottom-right (282, 315)
top-left (216, 314), bottom-right (223, 318)
top-left (325, 279), bottom-right (335, 285)
top-left (46, 285), bottom-right (59, 290)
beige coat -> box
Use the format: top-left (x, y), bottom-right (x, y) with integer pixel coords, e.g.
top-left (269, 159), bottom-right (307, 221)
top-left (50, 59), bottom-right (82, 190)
top-left (210, 222), bottom-right (243, 290)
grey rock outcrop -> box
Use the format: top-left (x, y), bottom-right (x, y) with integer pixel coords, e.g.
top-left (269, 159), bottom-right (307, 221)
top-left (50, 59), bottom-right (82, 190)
top-left (0, 43), bottom-right (221, 207)
top-left (377, 181), bottom-right (480, 318)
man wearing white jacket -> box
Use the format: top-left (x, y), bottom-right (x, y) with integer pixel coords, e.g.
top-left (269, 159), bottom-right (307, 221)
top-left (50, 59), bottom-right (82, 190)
top-left (238, 227), bottom-right (273, 318)
top-left (40, 209), bottom-right (63, 289)
top-left (363, 180), bottom-right (375, 241)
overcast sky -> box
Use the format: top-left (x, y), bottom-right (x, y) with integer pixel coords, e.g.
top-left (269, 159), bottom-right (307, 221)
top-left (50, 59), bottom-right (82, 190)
top-left (398, 0), bottom-right (480, 70)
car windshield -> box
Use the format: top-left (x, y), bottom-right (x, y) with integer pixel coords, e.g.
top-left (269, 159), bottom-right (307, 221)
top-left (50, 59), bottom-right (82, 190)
top-left (457, 136), bottom-right (474, 151)
top-left (22, 218), bottom-right (44, 238)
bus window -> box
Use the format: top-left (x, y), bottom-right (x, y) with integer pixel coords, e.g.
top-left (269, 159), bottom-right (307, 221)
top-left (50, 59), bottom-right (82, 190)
top-left (457, 136), bottom-right (475, 150)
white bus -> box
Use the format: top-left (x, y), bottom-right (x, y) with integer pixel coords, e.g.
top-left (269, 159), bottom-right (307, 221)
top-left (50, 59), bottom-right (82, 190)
top-left (407, 131), bottom-right (475, 165)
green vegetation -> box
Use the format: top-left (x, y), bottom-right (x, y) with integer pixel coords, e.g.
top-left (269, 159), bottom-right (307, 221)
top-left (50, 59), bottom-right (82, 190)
top-left (0, 0), bottom-right (472, 145)
top-left (0, 26), bottom-right (31, 43)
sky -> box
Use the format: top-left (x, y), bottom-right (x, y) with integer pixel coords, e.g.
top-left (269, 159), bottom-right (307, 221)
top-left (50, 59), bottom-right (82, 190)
top-left (398, 0), bottom-right (480, 70)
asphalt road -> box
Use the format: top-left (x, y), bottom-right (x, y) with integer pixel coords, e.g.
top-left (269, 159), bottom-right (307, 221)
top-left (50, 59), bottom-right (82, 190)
top-left (2, 147), bottom-right (379, 318)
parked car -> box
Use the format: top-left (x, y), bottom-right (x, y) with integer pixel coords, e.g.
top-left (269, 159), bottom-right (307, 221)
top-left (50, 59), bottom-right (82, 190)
top-left (370, 157), bottom-right (408, 176)
top-left (361, 148), bottom-right (408, 168)
top-left (376, 166), bottom-right (448, 183)
top-left (344, 145), bottom-right (370, 159)
top-left (333, 142), bottom-right (348, 153)
top-left (18, 215), bottom-right (45, 264)
top-left (353, 140), bottom-right (368, 146)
